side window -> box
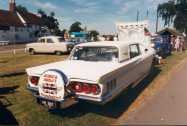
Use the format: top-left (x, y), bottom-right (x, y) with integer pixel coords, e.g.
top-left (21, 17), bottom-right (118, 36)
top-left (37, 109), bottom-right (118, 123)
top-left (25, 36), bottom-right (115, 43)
top-left (47, 39), bottom-right (54, 43)
top-left (39, 39), bottom-right (45, 43)
top-left (129, 44), bottom-right (141, 58)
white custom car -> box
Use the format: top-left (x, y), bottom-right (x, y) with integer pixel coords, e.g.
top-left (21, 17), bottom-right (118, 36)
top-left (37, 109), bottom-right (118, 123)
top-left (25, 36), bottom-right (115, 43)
top-left (26, 41), bottom-right (155, 109)
top-left (26, 36), bottom-right (74, 55)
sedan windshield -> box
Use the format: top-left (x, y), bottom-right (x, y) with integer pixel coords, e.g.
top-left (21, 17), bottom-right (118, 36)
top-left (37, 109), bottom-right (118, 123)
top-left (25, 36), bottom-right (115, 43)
top-left (58, 37), bottom-right (65, 42)
top-left (71, 46), bottom-right (118, 62)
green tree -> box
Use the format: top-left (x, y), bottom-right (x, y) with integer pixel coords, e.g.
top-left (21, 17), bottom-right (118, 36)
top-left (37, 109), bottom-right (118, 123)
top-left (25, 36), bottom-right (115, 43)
top-left (157, 0), bottom-right (187, 33)
top-left (50, 12), bottom-right (55, 17)
top-left (174, 0), bottom-right (187, 33)
top-left (38, 9), bottom-right (61, 35)
top-left (16, 5), bottom-right (28, 13)
top-left (89, 30), bottom-right (99, 41)
top-left (38, 9), bottom-right (47, 17)
top-left (69, 21), bottom-right (83, 33)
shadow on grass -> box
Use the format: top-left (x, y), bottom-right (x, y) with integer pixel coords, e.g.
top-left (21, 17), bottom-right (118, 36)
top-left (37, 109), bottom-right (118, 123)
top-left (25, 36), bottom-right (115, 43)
top-left (0, 86), bottom-right (19, 125)
top-left (31, 52), bottom-right (70, 56)
top-left (0, 86), bottom-right (19, 95)
top-left (50, 66), bottom-right (161, 119)
top-left (0, 71), bottom-right (25, 78)
top-left (0, 60), bottom-right (8, 64)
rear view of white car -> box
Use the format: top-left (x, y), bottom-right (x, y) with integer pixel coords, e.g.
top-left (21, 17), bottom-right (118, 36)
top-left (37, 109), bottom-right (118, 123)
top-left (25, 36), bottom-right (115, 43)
top-left (26, 36), bottom-right (74, 55)
top-left (26, 41), bottom-right (155, 109)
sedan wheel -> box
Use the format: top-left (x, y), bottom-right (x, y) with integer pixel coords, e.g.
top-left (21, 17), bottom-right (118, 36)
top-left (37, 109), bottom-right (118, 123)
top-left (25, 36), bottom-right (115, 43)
top-left (29, 49), bottom-right (35, 55)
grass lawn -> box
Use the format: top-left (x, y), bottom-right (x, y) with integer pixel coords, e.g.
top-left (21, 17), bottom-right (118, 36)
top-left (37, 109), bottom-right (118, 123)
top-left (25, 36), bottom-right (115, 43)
top-left (0, 52), bottom-right (187, 126)
top-left (0, 53), bottom-right (67, 73)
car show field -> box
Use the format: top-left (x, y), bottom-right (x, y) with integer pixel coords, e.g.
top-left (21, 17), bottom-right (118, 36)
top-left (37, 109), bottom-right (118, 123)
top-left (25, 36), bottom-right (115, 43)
top-left (0, 0), bottom-right (187, 125)
top-left (1, 51), bottom-right (187, 126)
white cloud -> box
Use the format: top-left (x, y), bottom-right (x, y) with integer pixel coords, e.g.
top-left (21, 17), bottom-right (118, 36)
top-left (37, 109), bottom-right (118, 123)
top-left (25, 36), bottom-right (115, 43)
top-left (33, 1), bottom-right (60, 11)
top-left (70, 0), bottom-right (99, 14)
top-left (74, 6), bottom-right (99, 14)
top-left (112, 0), bottom-right (127, 5)
top-left (30, 0), bottom-right (170, 33)
top-left (116, 0), bottom-right (140, 14)
top-left (70, 0), bottom-right (97, 6)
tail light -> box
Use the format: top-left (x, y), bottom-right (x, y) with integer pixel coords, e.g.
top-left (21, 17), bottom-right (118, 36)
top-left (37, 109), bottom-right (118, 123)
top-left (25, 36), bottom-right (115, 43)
top-left (82, 84), bottom-right (91, 94)
top-left (68, 82), bottom-right (101, 95)
top-left (91, 85), bottom-right (100, 95)
top-left (74, 83), bottom-right (82, 92)
top-left (29, 76), bottom-right (39, 86)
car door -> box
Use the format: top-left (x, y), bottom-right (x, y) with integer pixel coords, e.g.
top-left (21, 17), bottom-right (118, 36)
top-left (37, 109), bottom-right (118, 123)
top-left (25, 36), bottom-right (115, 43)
top-left (129, 44), bottom-right (143, 82)
top-left (139, 44), bottom-right (153, 76)
top-left (44, 38), bottom-right (56, 53)
top-left (35, 38), bottom-right (46, 53)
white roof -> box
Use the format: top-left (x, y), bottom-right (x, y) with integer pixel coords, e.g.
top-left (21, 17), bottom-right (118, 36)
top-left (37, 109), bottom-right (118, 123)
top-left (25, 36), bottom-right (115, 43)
top-left (77, 41), bottom-right (134, 48)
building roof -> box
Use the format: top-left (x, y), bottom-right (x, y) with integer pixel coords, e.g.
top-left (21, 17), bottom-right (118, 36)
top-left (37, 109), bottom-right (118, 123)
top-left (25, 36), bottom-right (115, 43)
top-left (157, 28), bottom-right (183, 36)
top-left (0, 9), bottom-right (42, 27)
top-left (0, 9), bottom-right (24, 27)
top-left (19, 12), bottom-right (42, 25)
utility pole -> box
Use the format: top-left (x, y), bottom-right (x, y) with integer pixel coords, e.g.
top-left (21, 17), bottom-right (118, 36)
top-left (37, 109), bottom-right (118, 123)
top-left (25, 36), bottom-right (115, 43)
top-left (146, 9), bottom-right (149, 19)
top-left (136, 10), bottom-right (140, 22)
top-left (155, 10), bottom-right (159, 33)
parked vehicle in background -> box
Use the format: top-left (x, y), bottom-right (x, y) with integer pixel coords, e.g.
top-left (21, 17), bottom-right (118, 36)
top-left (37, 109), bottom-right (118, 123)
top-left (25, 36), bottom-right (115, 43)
top-left (26, 41), bottom-right (155, 109)
top-left (67, 38), bottom-right (87, 45)
top-left (26, 36), bottom-right (74, 55)
top-left (152, 35), bottom-right (171, 58)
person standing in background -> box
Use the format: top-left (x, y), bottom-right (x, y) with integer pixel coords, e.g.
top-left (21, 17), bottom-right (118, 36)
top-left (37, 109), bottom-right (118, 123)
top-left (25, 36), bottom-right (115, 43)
top-left (175, 36), bottom-right (180, 52)
top-left (179, 37), bottom-right (185, 52)
top-left (171, 35), bottom-right (176, 50)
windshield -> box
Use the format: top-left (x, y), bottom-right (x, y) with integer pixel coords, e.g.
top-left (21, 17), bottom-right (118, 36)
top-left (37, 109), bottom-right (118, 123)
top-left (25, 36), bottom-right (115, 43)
top-left (58, 37), bottom-right (64, 42)
top-left (70, 46), bottom-right (118, 62)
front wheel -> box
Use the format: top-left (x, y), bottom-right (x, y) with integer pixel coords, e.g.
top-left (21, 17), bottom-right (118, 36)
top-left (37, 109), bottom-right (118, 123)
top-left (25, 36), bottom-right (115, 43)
top-left (29, 48), bottom-right (35, 55)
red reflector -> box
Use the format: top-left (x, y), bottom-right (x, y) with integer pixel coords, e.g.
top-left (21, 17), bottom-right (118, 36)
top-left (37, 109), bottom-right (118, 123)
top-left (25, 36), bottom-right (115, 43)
top-left (82, 84), bottom-right (91, 94)
top-left (30, 76), bottom-right (39, 86)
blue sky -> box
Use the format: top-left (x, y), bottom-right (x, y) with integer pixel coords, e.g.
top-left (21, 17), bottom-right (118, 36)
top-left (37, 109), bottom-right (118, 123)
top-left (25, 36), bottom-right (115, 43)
top-left (0, 0), bottom-right (169, 34)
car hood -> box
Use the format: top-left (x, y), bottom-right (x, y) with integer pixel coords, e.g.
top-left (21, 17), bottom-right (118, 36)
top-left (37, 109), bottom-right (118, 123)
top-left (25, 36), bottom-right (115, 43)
top-left (26, 60), bottom-right (120, 82)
